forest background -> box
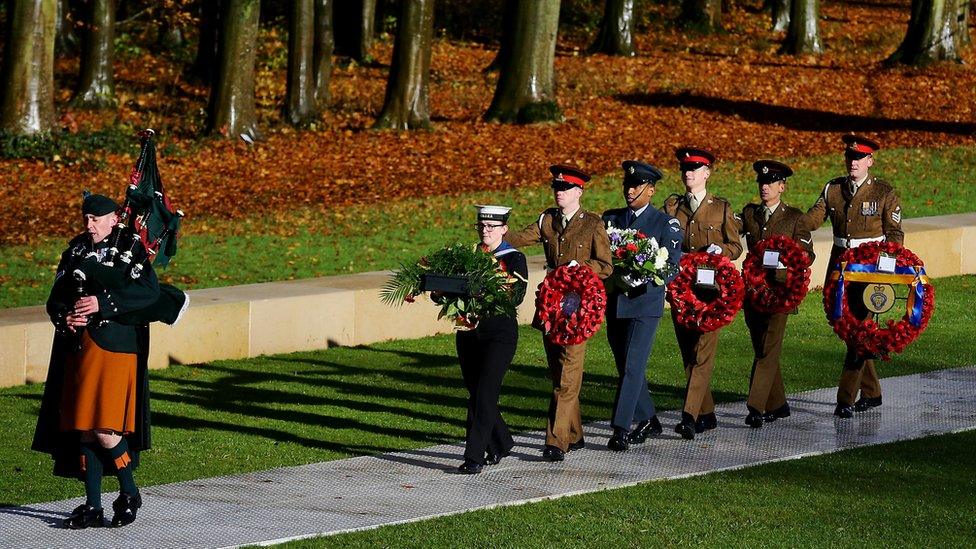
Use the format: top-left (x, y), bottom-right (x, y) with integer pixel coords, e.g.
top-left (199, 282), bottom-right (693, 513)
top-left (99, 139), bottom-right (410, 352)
top-left (1, 0), bottom-right (974, 308)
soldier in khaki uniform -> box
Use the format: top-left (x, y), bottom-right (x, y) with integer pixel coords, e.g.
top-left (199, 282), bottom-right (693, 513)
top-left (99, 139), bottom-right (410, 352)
top-left (662, 147), bottom-right (742, 440)
top-left (804, 134), bottom-right (904, 418)
top-left (507, 165), bottom-right (613, 461)
top-left (740, 160), bottom-right (814, 428)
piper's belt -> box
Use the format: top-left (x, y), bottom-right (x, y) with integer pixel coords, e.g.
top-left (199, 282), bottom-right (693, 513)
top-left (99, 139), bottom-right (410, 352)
top-left (833, 235), bottom-right (884, 249)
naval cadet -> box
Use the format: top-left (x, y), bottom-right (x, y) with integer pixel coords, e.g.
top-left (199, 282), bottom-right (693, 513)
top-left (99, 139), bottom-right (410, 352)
top-left (740, 160), bottom-right (814, 428)
top-left (506, 165), bottom-right (613, 461)
top-left (662, 147), bottom-right (743, 440)
top-left (455, 205), bottom-right (528, 474)
top-left (602, 161), bottom-right (683, 451)
top-left (804, 134), bottom-right (904, 418)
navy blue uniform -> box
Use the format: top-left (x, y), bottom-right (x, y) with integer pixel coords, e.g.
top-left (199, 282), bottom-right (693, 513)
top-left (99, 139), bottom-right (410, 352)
top-left (602, 207), bottom-right (683, 431)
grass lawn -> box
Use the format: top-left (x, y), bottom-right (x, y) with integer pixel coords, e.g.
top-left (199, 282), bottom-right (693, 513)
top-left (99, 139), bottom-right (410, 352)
top-left (1, 275), bottom-right (972, 508)
top-left (302, 430), bottom-right (976, 548)
top-left (2, 145), bottom-right (974, 309)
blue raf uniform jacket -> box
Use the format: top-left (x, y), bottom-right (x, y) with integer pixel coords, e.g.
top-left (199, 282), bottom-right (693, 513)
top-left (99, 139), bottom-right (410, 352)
top-left (602, 206), bottom-right (684, 319)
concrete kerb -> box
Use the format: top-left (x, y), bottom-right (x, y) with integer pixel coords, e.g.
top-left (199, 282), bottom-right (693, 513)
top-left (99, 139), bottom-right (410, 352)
top-left (0, 213), bottom-right (973, 387)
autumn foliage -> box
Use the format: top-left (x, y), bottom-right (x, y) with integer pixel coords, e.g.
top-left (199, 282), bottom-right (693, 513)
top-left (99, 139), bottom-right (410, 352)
top-left (1, 0), bottom-right (974, 246)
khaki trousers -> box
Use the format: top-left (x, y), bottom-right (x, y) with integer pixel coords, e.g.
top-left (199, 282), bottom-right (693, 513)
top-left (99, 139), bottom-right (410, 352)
top-left (542, 338), bottom-right (586, 451)
top-left (744, 306), bottom-right (788, 412)
top-left (672, 312), bottom-right (718, 420)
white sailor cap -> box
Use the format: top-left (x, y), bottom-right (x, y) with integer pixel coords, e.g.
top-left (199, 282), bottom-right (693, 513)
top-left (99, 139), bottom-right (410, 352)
top-left (474, 204), bottom-right (512, 223)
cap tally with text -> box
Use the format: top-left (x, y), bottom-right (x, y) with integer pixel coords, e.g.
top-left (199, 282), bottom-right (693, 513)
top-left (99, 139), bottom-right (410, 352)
top-left (549, 164), bottom-right (590, 191)
top-left (81, 192), bottom-right (119, 216)
top-left (842, 134), bottom-right (880, 159)
top-left (752, 159), bottom-right (793, 184)
top-left (675, 147), bottom-right (715, 170)
top-left (474, 204), bottom-right (512, 224)
top-left (622, 160), bottom-right (663, 186)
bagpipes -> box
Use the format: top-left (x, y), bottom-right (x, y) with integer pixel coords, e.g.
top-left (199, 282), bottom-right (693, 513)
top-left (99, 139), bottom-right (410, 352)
top-left (75, 129), bottom-right (189, 327)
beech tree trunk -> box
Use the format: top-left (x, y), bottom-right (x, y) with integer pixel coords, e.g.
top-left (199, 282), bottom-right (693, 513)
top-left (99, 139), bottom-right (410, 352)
top-left (485, 0), bottom-right (517, 72)
top-left (959, 0), bottom-right (970, 45)
top-left (190, 0), bottom-right (220, 84)
top-left (55, 0), bottom-right (79, 53)
top-left (72, 0), bottom-right (116, 108)
top-left (485, 0), bottom-right (561, 124)
top-left (0, 0), bottom-right (57, 135)
top-left (782, 0), bottom-right (822, 54)
top-left (771, 0), bottom-right (790, 32)
top-left (373, 0), bottom-right (434, 130)
top-left (888, 0), bottom-right (963, 65)
top-left (334, 0), bottom-right (376, 62)
top-left (313, 0), bottom-right (334, 105)
top-left (590, 0), bottom-right (636, 56)
top-left (680, 0), bottom-right (722, 32)
top-left (285, 0), bottom-right (317, 126)
top-left (206, 0), bottom-right (260, 141)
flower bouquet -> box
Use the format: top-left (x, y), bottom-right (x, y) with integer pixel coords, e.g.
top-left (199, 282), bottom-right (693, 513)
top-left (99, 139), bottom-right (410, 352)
top-left (607, 225), bottom-right (677, 288)
top-left (380, 243), bottom-right (523, 330)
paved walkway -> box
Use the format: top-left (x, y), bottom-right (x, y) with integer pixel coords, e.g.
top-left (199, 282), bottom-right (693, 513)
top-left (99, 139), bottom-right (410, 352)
top-left (2, 367), bottom-right (975, 548)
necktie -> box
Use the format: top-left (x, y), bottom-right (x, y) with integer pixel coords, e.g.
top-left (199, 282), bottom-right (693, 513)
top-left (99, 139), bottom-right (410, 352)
top-left (688, 194), bottom-right (699, 213)
top-left (561, 215), bottom-right (569, 229)
top-left (763, 206), bottom-right (772, 223)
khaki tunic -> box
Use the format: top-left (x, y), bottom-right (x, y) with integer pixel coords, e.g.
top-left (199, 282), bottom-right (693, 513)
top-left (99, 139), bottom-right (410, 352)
top-left (507, 208), bottom-right (613, 277)
top-left (507, 207), bottom-right (613, 450)
top-left (804, 175), bottom-right (903, 406)
top-left (740, 202), bottom-right (813, 413)
top-left (661, 192), bottom-right (742, 420)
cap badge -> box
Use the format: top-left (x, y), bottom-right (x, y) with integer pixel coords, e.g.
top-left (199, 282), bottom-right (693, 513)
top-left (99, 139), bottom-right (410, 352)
top-left (628, 166), bottom-right (635, 174)
top-left (762, 166), bottom-right (769, 174)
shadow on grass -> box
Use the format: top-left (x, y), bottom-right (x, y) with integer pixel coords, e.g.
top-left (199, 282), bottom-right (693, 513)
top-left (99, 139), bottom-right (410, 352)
top-left (616, 91), bottom-right (976, 135)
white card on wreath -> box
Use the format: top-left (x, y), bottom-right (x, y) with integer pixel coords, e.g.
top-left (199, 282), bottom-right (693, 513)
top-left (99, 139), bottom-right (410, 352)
top-left (877, 254), bottom-right (897, 273)
top-left (696, 268), bottom-right (716, 287)
top-left (762, 250), bottom-right (781, 269)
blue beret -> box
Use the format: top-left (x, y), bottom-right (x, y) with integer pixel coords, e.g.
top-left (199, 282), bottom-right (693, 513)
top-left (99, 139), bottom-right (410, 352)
top-left (621, 160), bottom-right (662, 186)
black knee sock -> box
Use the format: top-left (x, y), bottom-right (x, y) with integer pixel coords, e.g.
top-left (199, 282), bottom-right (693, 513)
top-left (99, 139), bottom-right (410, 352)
top-left (107, 439), bottom-right (138, 496)
top-left (80, 442), bottom-right (103, 509)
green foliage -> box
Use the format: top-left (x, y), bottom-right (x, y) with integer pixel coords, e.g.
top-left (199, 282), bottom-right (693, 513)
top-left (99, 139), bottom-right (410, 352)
top-left (0, 125), bottom-right (135, 162)
top-left (381, 243), bottom-right (521, 322)
top-left (113, 32), bottom-right (143, 59)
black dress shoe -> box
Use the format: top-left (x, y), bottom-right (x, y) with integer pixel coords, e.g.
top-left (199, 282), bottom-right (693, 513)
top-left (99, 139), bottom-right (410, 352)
top-left (854, 396), bottom-right (882, 412)
top-left (110, 492), bottom-right (142, 528)
top-left (745, 407), bottom-right (764, 428)
top-left (568, 438), bottom-right (586, 451)
top-left (607, 428), bottom-right (629, 452)
top-left (485, 449), bottom-right (511, 466)
top-left (64, 504), bottom-right (105, 530)
top-left (628, 416), bottom-right (663, 444)
top-left (695, 412), bottom-right (718, 433)
top-left (675, 412), bottom-right (696, 440)
top-left (763, 403), bottom-right (791, 422)
top-left (458, 460), bottom-right (484, 474)
top-left (834, 404), bottom-right (854, 419)
top-left (542, 445), bottom-right (565, 461)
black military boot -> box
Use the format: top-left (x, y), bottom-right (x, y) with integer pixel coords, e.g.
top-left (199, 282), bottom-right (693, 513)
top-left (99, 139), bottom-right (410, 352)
top-left (110, 492), bottom-right (142, 528)
top-left (64, 504), bottom-right (105, 530)
top-left (675, 412), bottom-right (696, 440)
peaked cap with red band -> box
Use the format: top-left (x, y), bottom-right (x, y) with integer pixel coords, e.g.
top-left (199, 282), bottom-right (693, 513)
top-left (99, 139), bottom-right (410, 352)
top-left (675, 146), bottom-right (715, 169)
top-left (842, 134), bottom-right (880, 159)
top-left (549, 164), bottom-right (591, 190)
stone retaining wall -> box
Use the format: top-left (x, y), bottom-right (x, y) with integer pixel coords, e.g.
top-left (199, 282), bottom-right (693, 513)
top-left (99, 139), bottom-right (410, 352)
top-left (1, 213), bottom-right (973, 388)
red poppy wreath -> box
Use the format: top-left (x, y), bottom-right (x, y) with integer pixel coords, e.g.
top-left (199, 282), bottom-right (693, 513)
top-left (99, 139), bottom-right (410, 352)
top-left (667, 252), bottom-right (745, 333)
top-left (823, 241), bottom-right (934, 360)
top-left (742, 235), bottom-right (813, 314)
top-left (534, 264), bottom-right (607, 346)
